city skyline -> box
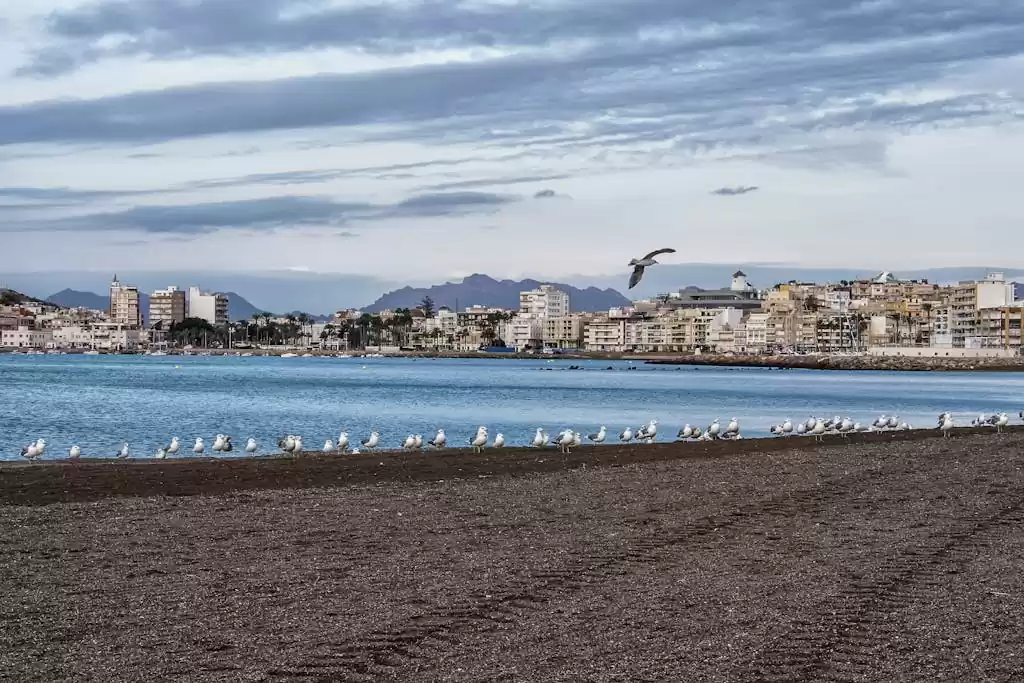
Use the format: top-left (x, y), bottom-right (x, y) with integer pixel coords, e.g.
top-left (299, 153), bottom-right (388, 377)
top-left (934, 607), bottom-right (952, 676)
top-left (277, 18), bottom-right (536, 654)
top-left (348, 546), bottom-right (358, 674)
top-left (1, 1), bottom-right (1023, 279)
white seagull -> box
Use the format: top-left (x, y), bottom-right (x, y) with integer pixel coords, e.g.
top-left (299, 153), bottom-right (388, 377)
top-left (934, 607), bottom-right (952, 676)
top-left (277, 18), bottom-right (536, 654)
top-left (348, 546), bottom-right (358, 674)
top-left (402, 434), bottom-right (416, 450)
top-left (336, 432), bottom-right (349, 452)
top-left (619, 426), bottom-right (634, 442)
top-left (677, 424), bottom-right (694, 440)
top-left (68, 444), bottom-right (82, 460)
top-left (167, 437), bottom-right (180, 455)
top-left (627, 247), bottom-right (676, 290)
top-left (530, 428), bottom-right (545, 448)
top-left (323, 439), bottom-right (335, 453)
top-left (810, 419), bottom-right (826, 442)
top-left (994, 412), bottom-right (1009, 434)
top-left (471, 429), bottom-right (488, 453)
top-left (588, 426), bottom-right (607, 443)
top-left (361, 431), bottom-right (380, 451)
top-left (429, 429), bottom-right (446, 449)
top-left (117, 443), bottom-right (130, 459)
top-left (212, 434), bottom-right (226, 452)
top-left (245, 437), bottom-right (258, 454)
top-left (155, 447), bottom-right (167, 459)
top-left (940, 414), bottom-right (955, 437)
top-left (493, 433), bottom-right (505, 448)
top-left (413, 434), bottom-right (423, 450)
top-left (707, 419), bottom-right (722, 439)
top-left (781, 419), bottom-right (793, 436)
top-left (193, 437), bottom-right (205, 455)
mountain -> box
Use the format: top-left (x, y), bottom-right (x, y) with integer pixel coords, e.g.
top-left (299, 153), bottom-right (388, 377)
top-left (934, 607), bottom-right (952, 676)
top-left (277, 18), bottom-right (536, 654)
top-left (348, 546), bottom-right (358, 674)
top-left (1, 288), bottom-right (59, 308)
top-left (364, 274), bottom-right (632, 313)
top-left (46, 288), bottom-right (264, 322)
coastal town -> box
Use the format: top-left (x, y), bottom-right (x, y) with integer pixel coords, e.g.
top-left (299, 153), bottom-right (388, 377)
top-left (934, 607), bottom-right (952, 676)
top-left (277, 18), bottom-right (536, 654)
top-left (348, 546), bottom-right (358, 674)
top-left (2, 270), bottom-right (1022, 358)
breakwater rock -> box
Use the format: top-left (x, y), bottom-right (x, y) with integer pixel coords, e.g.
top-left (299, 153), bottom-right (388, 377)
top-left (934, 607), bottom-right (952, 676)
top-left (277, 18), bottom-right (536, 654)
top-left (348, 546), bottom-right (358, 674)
top-left (644, 353), bottom-right (1024, 372)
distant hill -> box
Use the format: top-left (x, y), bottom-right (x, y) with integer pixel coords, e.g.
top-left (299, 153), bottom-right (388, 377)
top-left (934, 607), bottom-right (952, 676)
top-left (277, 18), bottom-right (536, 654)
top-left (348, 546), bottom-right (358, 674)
top-left (46, 288), bottom-right (264, 323)
top-left (1, 288), bottom-right (60, 308)
top-left (364, 274), bottom-right (632, 313)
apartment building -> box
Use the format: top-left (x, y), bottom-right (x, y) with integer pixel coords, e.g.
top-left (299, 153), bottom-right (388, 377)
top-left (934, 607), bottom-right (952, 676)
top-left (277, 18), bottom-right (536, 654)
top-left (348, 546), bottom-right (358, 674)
top-left (188, 286), bottom-right (229, 326)
top-left (109, 275), bottom-right (142, 326)
top-left (149, 286), bottom-right (186, 327)
top-left (1, 326), bottom-right (53, 348)
top-left (520, 285), bottom-right (569, 318)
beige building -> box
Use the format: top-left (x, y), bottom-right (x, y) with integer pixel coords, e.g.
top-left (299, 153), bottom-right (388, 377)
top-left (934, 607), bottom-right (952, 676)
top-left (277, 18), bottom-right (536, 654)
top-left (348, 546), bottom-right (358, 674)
top-left (149, 286), bottom-right (186, 327)
top-left (109, 275), bottom-right (142, 326)
top-left (1, 326), bottom-right (53, 348)
top-left (519, 285), bottom-right (569, 318)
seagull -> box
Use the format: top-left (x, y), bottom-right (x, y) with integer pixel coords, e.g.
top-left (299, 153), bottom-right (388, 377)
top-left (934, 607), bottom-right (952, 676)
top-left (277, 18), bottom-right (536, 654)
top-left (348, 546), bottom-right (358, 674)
top-left (68, 444), bottom-right (81, 460)
top-left (619, 426), bottom-right (634, 442)
top-left (361, 431), bottom-right (380, 451)
top-left (781, 419), bottom-right (793, 436)
top-left (810, 419), bottom-right (826, 442)
top-left (570, 431), bottom-right (581, 449)
top-left (770, 424), bottom-right (783, 436)
top-left (707, 419), bottom-right (722, 439)
top-left (413, 434), bottom-right (423, 450)
top-left (212, 434), bottom-right (226, 452)
top-left (887, 415), bottom-right (899, 430)
top-left (531, 428), bottom-right (545, 448)
top-left (429, 429), bottom-right (446, 448)
top-left (155, 447), bottom-right (166, 459)
top-left (193, 437), bottom-right (205, 455)
top-left (588, 426), bottom-right (607, 443)
top-left (471, 429), bottom-right (488, 453)
top-left (873, 415), bottom-right (888, 431)
top-left (940, 414), bottom-right (955, 437)
top-left (221, 436), bottom-right (233, 453)
top-left (642, 420), bottom-right (658, 443)
top-left (725, 417), bottom-right (739, 438)
top-left (677, 424), bottom-right (694, 440)
top-left (402, 434), bottom-right (416, 450)
top-left (796, 422), bottom-right (807, 436)
top-left (627, 248), bottom-right (676, 289)
top-left (493, 433), bottom-right (505, 448)
top-left (117, 443), bottom-right (129, 459)
top-left (336, 432), bottom-right (349, 452)
top-left (245, 438), bottom-right (257, 454)
top-left (994, 412), bottom-right (1009, 434)
top-left (292, 436), bottom-right (303, 453)
top-left (277, 435), bottom-right (295, 454)
top-left (323, 439), bottom-right (335, 453)
top-left (33, 438), bottom-right (47, 459)
top-left (555, 429), bottom-right (574, 454)
top-left (167, 437), bottom-right (180, 455)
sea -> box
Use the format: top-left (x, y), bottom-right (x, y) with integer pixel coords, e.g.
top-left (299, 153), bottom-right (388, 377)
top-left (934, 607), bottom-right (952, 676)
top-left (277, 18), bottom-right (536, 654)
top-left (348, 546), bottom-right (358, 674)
top-left (2, 354), bottom-right (1022, 460)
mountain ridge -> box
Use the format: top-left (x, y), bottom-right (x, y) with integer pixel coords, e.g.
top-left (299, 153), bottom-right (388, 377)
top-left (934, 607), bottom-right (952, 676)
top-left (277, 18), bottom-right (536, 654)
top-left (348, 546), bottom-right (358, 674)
top-left (364, 274), bottom-right (631, 313)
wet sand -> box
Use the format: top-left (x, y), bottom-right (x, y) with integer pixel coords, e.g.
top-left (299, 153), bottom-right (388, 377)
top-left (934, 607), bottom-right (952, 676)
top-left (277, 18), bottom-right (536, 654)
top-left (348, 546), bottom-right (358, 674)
top-left (2, 429), bottom-right (1023, 682)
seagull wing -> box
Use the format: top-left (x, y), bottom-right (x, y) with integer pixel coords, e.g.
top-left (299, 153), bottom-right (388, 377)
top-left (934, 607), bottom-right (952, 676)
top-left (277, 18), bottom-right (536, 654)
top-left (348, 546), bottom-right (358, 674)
top-left (640, 247), bottom-right (676, 261)
top-left (628, 265), bottom-right (645, 289)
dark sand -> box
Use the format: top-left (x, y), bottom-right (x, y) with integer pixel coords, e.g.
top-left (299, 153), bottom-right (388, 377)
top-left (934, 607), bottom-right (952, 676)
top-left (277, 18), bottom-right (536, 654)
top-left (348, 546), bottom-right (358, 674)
top-left (2, 430), bottom-right (1023, 682)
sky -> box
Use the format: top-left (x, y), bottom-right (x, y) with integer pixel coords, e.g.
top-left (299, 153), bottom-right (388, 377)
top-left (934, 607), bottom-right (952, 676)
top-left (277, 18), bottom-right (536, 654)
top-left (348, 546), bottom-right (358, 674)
top-left (1, 0), bottom-right (1023, 291)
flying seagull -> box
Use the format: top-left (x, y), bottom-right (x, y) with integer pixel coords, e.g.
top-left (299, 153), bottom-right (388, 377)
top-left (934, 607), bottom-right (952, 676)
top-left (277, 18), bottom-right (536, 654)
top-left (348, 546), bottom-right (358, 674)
top-left (628, 248), bottom-right (676, 289)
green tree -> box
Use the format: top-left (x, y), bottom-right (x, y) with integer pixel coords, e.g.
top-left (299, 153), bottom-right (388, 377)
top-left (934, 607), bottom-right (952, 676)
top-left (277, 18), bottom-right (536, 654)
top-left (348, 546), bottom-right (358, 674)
top-left (420, 296), bottom-right (436, 318)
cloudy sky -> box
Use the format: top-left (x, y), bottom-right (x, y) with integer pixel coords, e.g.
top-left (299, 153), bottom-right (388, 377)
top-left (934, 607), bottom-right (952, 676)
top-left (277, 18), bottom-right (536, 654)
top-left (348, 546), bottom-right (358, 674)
top-left (1, 0), bottom-right (1023, 287)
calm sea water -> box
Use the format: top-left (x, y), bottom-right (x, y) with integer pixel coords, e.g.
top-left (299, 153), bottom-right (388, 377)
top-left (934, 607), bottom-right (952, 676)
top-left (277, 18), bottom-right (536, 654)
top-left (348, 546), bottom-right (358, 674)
top-left (1, 354), bottom-right (1022, 460)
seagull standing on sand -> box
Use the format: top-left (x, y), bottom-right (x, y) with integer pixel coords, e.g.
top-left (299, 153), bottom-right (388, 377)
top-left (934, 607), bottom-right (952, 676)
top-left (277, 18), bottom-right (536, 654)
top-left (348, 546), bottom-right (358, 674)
top-left (619, 426), bottom-right (633, 442)
top-left (707, 419), bottom-right (722, 439)
top-left (782, 419), bottom-right (793, 436)
top-left (493, 433), bottom-right (505, 448)
top-left (323, 439), bottom-right (335, 453)
top-left (725, 418), bottom-right (740, 438)
top-left (292, 436), bottom-right (303, 454)
top-left (193, 437), bottom-right (205, 455)
top-left (361, 431), bottom-right (380, 451)
top-left (212, 434), bottom-right (225, 452)
top-left (429, 429), bottom-right (446, 449)
top-left (245, 437), bottom-right (258, 454)
top-left (642, 420), bottom-right (658, 443)
top-left (117, 443), bottom-right (130, 459)
top-left (69, 445), bottom-right (81, 460)
top-left (994, 412), bottom-right (1009, 434)
top-left (155, 447), bottom-right (166, 459)
top-left (531, 428), bottom-right (545, 448)
top-left (471, 428), bottom-right (488, 453)
top-left (413, 434), bottom-right (423, 450)
top-left (222, 436), bottom-right (233, 453)
top-left (336, 432), bottom-right (349, 452)
top-left (677, 424), bottom-right (694, 440)
top-left (555, 429), bottom-right (574, 454)
top-left (627, 248), bottom-right (676, 289)
top-left (940, 414), bottom-right (955, 437)
top-left (167, 437), bottom-right (180, 455)
top-left (402, 434), bottom-right (416, 450)
top-left (588, 426), bottom-right (607, 443)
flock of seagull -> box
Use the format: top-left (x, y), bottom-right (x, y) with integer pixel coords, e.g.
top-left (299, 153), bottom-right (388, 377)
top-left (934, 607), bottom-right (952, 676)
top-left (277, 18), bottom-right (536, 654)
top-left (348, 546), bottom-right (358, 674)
top-left (12, 410), bottom-right (1023, 462)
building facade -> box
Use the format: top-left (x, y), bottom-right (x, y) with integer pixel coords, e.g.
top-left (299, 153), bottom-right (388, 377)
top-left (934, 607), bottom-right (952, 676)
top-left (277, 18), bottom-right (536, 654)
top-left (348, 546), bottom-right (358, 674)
top-left (109, 275), bottom-right (142, 326)
top-left (149, 286), bottom-right (186, 327)
top-left (188, 286), bottom-right (229, 326)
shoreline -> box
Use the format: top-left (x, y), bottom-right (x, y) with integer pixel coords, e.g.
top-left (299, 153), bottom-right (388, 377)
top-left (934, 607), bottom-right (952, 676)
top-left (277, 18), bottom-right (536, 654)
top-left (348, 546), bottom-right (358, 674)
top-left (4, 347), bottom-right (1024, 371)
top-left (3, 426), bottom-right (1019, 505)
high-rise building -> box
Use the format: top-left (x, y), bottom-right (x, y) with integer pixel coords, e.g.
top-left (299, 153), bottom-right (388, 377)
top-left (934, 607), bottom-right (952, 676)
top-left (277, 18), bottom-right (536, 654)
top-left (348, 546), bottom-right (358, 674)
top-left (149, 286), bottom-right (186, 327)
top-left (187, 286), bottom-right (229, 326)
top-left (519, 284), bottom-right (569, 318)
top-left (108, 275), bottom-right (142, 326)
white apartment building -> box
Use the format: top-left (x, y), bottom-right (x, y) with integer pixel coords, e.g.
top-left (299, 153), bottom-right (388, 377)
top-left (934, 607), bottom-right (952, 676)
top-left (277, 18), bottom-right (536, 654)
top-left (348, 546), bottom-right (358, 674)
top-left (543, 315), bottom-right (588, 349)
top-left (1, 326), bottom-right (53, 348)
top-left (519, 285), bottom-right (569, 318)
top-left (149, 286), bottom-right (186, 327)
top-left (188, 286), bottom-right (229, 326)
top-left (584, 319), bottom-right (628, 352)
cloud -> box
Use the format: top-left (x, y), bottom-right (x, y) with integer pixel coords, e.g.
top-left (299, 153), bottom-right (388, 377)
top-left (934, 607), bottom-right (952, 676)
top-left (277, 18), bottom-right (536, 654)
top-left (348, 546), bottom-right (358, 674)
top-left (2, 192), bottom-right (517, 235)
top-left (425, 174), bottom-right (571, 191)
top-left (711, 185), bottom-right (759, 196)
top-left (4, 0), bottom-right (1022, 158)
